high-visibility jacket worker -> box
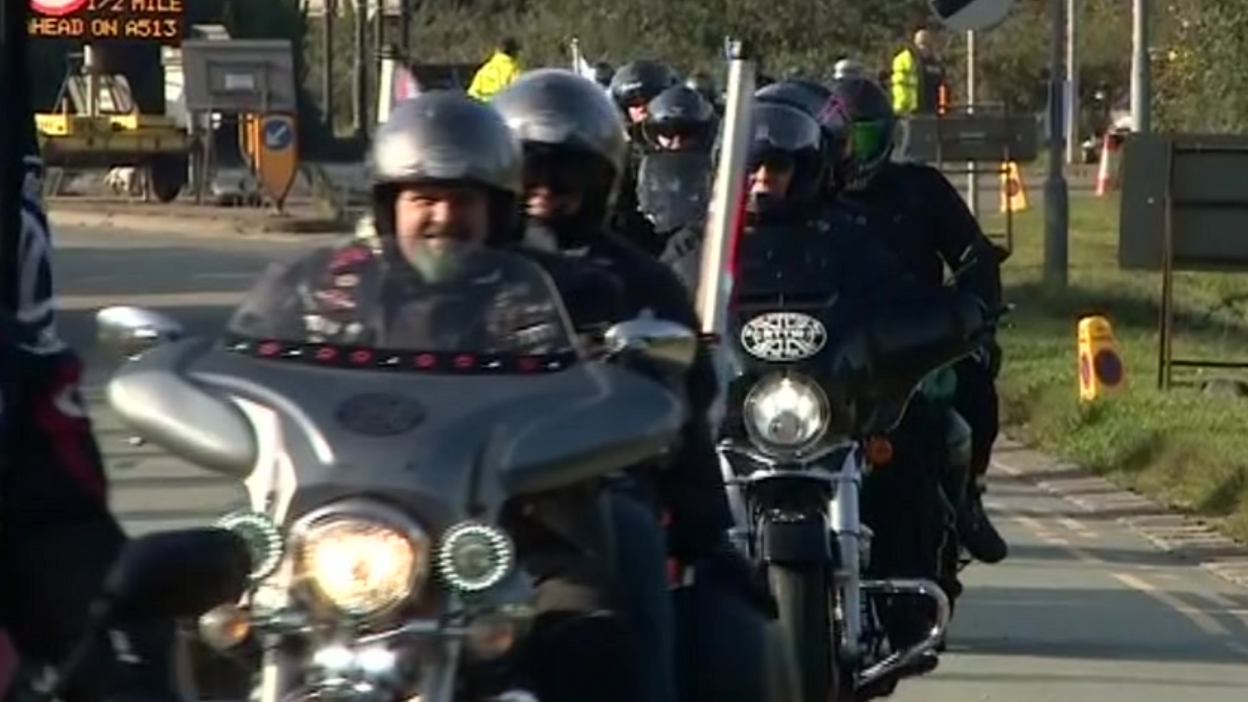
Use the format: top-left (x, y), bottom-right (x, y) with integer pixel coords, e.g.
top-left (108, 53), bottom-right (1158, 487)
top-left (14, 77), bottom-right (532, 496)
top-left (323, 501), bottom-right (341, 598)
top-left (890, 29), bottom-right (948, 115)
top-left (467, 38), bottom-right (522, 101)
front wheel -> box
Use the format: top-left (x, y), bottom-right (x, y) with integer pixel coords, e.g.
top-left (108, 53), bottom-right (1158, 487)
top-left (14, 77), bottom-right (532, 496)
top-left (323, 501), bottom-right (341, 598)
top-left (768, 564), bottom-right (849, 702)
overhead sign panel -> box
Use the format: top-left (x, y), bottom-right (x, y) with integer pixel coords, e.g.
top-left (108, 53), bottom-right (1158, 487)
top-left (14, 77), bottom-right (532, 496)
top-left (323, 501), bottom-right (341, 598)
top-left (29, 0), bottom-right (186, 44)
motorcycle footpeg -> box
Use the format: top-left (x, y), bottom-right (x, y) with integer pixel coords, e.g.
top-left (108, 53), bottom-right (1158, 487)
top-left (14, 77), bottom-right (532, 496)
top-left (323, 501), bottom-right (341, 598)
top-left (855, 579), bottom-right (950, 689)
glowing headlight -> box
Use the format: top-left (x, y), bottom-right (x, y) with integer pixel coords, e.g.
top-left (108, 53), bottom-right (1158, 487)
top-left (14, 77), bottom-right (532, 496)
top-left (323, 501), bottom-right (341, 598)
top-left (742, 373), bottom-right (829, 454)
top-left (437, 522), bottom-right (515, 593)
top-left (297, 517), bottom-right (430, 617)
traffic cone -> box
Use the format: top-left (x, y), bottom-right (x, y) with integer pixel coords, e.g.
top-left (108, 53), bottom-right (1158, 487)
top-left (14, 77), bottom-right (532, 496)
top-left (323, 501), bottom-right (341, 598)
top-left (999, 161), bottom-right (1028, 213)
top-left (1077, 315), bottom-right (1126, 402)
top-left (1095, 132), bottom-right (1119, 197)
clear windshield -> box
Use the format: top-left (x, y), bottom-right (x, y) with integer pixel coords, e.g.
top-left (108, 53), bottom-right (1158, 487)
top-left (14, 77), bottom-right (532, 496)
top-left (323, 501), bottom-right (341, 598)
top-left (227, 244), bottom-right (579, 357)
top-left (637, 151), bottom-right (713, 233)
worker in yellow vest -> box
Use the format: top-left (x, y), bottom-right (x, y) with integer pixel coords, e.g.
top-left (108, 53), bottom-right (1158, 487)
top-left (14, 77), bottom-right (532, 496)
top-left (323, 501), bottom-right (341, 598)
top-left (467, 37), bottom-right (522, 101)
top-left (890, 29), bottom-right (948, 116)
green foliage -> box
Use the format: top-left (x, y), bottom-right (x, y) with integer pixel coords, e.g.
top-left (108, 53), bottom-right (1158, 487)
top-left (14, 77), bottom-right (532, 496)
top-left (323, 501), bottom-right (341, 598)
top-left (32, 0), bottom-right (1248, 140)
top-left (1154, 0), bottom-right (1248, 132)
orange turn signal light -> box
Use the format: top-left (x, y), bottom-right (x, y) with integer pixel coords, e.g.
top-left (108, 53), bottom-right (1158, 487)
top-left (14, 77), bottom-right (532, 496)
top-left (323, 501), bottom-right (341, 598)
top-left (864, 436), bottom-right (894, 466)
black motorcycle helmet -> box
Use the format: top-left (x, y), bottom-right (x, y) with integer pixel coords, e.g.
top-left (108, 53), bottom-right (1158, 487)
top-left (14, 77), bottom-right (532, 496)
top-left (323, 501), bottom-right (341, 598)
top-left (685, 71), bottom-right (719, 107)
top-left (826, 75), bottom-right (896, 191)
top-left (369, 91), bottom-right (524, 251)
top-left (491, 69), bottom-right (629, 247)
top-left (643, 85), bottom-right (716, 152)
top-left (609, 60), bottom-right (678, 120)
top-left (592, 61), bottom-right (615, 89)
top-left (745, 101), bottom-right (824, 218)
top-left (756, 79), bottom-right (849, 193)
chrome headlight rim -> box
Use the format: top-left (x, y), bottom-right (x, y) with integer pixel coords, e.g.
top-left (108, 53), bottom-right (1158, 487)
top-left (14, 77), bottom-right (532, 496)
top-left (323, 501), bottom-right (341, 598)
top-left (289, 500), bottom-right (431, 619)
top-left (215, 509), bottom-right (285, 582)
top-left (437, 521), bottom-right (516, 593)
top-left (742, 371), bottom-right (830, 456)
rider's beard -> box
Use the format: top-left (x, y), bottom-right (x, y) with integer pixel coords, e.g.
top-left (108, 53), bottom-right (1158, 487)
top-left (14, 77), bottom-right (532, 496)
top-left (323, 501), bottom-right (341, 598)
top-left (400, 221), bottom-right (476, 281)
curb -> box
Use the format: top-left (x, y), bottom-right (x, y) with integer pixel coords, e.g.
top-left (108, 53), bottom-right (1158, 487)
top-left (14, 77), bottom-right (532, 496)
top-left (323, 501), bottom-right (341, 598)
top-left (992, 436), bottom-right (1248, 589)
top-left (47, 209), bottom-right (351, 242)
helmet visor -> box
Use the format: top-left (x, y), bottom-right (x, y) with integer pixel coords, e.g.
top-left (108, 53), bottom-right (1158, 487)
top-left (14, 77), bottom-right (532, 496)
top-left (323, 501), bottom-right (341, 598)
top-left (847, 119), bottom-right (892, 163)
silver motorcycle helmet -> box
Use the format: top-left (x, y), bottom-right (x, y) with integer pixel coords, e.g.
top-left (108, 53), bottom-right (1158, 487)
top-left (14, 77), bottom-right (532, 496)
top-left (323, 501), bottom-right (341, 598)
top-left (369, 90), bottom-right (525, 280)
top-left (491, 69), bottom-right (629, 244)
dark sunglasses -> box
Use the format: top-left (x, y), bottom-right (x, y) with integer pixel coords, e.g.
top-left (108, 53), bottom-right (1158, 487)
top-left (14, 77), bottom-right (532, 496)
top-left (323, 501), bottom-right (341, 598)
top-left (523, 146), bottom-right (585, 195)
top-left (748, 148), bottom-right (795, 172)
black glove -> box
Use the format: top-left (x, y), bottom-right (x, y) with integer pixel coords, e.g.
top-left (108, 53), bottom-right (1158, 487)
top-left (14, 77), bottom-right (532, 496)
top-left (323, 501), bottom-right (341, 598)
top-left (972, 337), bottom-right (1002, 379)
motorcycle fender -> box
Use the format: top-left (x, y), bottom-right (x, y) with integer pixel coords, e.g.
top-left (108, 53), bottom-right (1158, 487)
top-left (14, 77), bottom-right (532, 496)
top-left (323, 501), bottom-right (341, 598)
top-left (759, 517), bottom-right (840, 569)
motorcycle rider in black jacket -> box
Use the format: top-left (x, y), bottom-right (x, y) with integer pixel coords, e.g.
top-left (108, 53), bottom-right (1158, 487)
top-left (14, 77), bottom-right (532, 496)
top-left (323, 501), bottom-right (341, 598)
top-left (737, 93), bottom-right (963, 670)
top-left (489, 69), bottom-right (779, 702)
top-left (628, 85), bottom-right (718, 281)
top-left (826, 75), bottom-right (1008, 565)
top-left (608, 60), bottom-right (680, 247)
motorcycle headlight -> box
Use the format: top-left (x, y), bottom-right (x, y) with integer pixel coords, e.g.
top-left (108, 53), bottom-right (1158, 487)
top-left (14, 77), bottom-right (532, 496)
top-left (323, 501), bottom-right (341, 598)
top-left (437, 522), bottom-right (516, 593)
top-left (293, 505), bottom-right (431, 618)
top-left (742, 373), bottom-right (829, 454)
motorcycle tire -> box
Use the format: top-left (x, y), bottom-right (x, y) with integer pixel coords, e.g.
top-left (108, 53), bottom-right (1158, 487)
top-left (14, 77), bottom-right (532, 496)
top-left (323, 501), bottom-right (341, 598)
top-left (768, 564), bottom-right (849, 702)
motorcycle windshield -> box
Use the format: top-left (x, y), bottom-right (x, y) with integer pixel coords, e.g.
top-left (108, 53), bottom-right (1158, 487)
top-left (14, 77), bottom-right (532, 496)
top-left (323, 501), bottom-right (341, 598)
top-left (111, 244), bottom-right (685, 527)
top-left (636, 151), bottom-right (713, 234)
top-left (729, 223), bottom-right (988, 431)
top-left (227, 243), bottom-right (579, 359)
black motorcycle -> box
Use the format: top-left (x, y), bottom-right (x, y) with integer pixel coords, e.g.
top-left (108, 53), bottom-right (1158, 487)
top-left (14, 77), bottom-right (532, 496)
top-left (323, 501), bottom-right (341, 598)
top-left (96, 246), bottom-right (786, 702)
top-left (717, 226), bottom-right (991, 702)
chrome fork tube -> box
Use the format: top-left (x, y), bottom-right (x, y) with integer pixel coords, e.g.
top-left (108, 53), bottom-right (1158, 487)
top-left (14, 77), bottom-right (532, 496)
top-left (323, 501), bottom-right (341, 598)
top-left (258, 644), bottom-right (297, 702)
top-left (719, 448), bottom-right (752, 555)
top-left (828, 446), bottom-right (864, 659)
top-left (417, 640), bottom-right (462, 702)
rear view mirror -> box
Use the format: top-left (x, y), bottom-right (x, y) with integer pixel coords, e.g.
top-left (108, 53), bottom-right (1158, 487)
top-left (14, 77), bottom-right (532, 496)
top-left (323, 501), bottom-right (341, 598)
top-left (103, 528), bottom-right (252, 622)
top-left (604, 318), bottom-right (698, 372)
top-left (929, 0), bottom-right (1015, 31)
top-left (96, 305), bottom-right (185, 361)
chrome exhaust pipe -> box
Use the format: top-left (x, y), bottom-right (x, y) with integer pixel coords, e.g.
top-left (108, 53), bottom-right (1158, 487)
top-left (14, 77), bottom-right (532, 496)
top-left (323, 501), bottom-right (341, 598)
top-left (855, 578), bottom-right (950, 688)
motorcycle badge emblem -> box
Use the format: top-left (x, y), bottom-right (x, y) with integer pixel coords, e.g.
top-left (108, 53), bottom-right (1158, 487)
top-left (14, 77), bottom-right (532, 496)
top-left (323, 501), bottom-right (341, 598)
top-left (740, 312), bottom-right (828, 361)
top-left (335, 393), bottom-right (426, 436)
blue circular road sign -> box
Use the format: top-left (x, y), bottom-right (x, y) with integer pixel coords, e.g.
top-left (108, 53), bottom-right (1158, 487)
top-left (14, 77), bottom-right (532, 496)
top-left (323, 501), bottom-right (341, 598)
top-left (263, 117), bottom-right (294, 151)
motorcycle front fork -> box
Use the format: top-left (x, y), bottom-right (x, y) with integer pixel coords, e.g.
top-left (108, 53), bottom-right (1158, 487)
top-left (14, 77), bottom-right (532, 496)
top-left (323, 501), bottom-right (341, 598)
top-left (718, 446), bottom-right (870, 656)
top-left (828, 448), bottom-right (867, 659)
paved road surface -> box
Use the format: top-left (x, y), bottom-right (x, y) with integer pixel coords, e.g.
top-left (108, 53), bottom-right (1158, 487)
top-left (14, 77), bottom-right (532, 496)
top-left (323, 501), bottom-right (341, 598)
top-left (55, 225), bottom-right (1248, 701)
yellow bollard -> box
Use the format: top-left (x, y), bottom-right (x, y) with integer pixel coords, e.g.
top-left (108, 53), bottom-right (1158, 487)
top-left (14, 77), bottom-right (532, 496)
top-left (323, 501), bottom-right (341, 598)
top-left (999, 161), bottom-right (1029, 213)
top-left (1077, 315), bottom-right (1126, 402)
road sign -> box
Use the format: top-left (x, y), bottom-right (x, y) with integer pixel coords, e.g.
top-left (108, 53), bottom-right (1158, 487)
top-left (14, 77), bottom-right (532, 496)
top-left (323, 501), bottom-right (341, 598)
top-left (30, 0), bottom-right (88, 16)
top-left (255, 113), bottom-right (299, 208)
top-left (263, 117), bottom-right (294, 151)
top-left (929, 0), bottom-right (1014, 32)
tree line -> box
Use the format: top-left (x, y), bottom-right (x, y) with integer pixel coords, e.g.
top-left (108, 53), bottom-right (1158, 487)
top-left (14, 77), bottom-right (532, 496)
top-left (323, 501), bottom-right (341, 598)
top-left (25, 0), bottom-right (1244, 153)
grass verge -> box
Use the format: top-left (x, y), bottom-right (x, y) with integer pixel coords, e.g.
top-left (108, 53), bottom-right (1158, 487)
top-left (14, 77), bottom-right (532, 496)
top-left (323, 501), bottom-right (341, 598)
top-left (983, 194), bottom-right (1248, 541)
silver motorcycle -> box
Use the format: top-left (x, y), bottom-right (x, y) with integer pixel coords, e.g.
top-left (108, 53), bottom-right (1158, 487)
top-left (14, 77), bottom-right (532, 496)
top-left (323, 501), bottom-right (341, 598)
top-left (97, 247), bottom-right (699, 702)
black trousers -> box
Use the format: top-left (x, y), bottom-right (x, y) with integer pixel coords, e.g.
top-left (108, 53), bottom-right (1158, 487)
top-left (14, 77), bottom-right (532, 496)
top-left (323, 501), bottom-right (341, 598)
top-left (952, 358), bottom-right (1000, 485)
top-left (0, 348), bottom-right (173, 702)
top-left (519, 490), bottom-right (667, 702)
